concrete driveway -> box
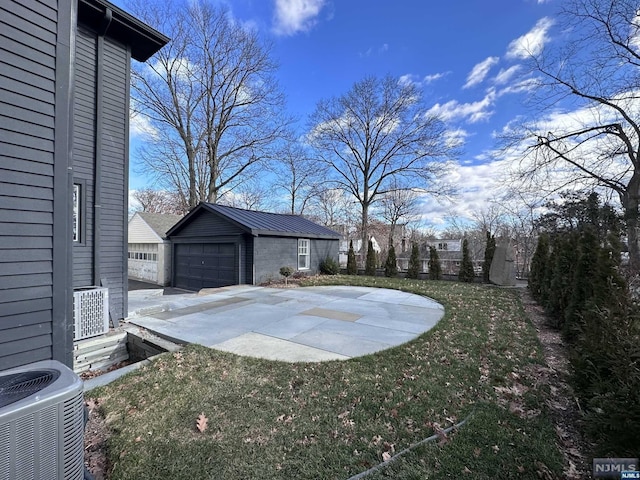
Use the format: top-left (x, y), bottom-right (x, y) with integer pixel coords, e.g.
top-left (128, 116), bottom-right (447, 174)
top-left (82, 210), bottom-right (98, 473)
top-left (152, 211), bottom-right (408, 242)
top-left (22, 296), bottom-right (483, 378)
top-left (127, 285), bottom-right (444, 362)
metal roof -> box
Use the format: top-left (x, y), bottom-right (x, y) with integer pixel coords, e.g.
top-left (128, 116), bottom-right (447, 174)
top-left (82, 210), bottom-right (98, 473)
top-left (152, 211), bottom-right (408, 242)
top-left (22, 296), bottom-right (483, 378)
top-left (168, 203), bottom-right (341, 239)
top-left (137, 212), bottom-right (183, 239)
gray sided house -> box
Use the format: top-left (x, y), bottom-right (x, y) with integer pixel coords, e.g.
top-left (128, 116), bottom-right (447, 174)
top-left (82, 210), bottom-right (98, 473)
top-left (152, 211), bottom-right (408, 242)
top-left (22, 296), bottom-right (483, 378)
top-left (0, 0), bottom-right (168, 371)
top-left (128, 212), bottom-right (183, 286)
top-left (167, 203), bottom-right (341, 290)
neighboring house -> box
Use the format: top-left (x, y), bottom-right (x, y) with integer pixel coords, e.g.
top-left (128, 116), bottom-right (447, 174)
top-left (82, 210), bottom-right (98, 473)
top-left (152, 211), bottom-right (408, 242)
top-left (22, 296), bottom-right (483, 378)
top-left (128, 212), bottom-right (183, 285)
top-left (338, 237), bottom-right (381, 266)
top-left (0, 0), bottom-right (168, 372)
top-left (166, 203), bottom-right (341, 289)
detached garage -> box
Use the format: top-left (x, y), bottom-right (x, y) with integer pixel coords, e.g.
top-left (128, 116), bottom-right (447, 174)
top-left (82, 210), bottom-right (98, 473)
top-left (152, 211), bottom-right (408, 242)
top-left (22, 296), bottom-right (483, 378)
top-left (166, 203), bottom-right (341, 290)
top-left (128, 212), bottom-right (183, 285)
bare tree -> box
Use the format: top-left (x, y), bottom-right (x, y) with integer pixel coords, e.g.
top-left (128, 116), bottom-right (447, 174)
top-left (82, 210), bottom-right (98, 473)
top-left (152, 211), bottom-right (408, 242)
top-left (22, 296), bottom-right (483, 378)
top-left (131, 188), bottom-right (188, 215)
top-left (217, 177), bottom-right (276, 212)
top-left (378, 180), bottom-right (420, 248)
top-left (307, 188), bottom-right (357, 230)
top-left (270, 138), bottom-right (326, 215)
top-left (506, 0), bottom-right (640, 271)
top-left (470, 203), bottom-right (507, 237)
top-left (308, 75), bottom-right (454, 256)
top-left (130, 0), bottom-right (289, 209)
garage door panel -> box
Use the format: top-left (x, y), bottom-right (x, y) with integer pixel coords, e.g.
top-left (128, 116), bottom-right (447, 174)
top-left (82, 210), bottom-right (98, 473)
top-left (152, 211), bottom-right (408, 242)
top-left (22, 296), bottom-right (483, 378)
top-left (174, 242), bottom-right (238, 290)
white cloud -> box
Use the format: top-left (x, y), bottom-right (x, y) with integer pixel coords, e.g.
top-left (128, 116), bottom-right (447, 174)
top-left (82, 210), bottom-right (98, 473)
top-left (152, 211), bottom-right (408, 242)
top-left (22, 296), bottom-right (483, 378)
top-left (630, 13), bottom-right (640, 52)
top-left (427, 89), bottom-right (497, 124)
top-left (463, 56), bottom-right (499, 89)
top-left (129, 111), bottom-right (158, 139)
top-left (272, 0), bottom-right (326, 36)
top-left (360, 44), bottom-right (390, 58)
top-left (399, 71), bottom-right (449, 87)
top-left (424, 72), bottom-right (449, 84)
top-left (443, 128), bottom-right (469, 149)
top-left (416, 157), bottom-right (510, 228)
top-left (506, 17), bottom-right (554, 59)
top-left (399, 74), bottom-right (421, 87)
top-left (497, 77), bottom-right (540, 96)
top-left (494, 65), bottom-right (521, 85)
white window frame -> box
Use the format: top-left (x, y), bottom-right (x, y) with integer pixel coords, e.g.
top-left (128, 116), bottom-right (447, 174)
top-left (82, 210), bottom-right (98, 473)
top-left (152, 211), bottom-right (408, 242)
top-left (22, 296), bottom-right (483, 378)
top-left (298, 238), bottom-right (310, 270)
top-left (73, 183), bottom-right (81, 242)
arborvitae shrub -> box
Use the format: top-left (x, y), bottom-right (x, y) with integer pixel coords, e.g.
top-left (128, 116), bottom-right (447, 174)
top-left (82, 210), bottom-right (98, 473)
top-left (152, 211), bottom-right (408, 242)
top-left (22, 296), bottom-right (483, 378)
top-left (564, 227), bottom-right (600, 336)
top-left (365, 239), bottom-right (376, 276)
top-left (529, 233), bottom-right (550, 302)
top-left (346, 240), bottom-right (357, 275)
top-left (547, 233), bottom-right (578, 326)
top-left (482, 231), bottom-right (496, 283)
top-left (384, 245), bottom-right (398, 277)
top-left (569, 293), bottom-right (640, 456)
top-left (428, 246), bottom-right (441, 280)
top-left (406, 243), bottom-right (421, 279)
top-left (458, 239), bottom-right (475, 283)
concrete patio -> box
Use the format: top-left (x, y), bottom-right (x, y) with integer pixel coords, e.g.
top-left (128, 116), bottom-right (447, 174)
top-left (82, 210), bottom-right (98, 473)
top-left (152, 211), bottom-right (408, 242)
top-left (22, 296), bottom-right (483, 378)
top-left (127, 285), bottom-right (444, 362)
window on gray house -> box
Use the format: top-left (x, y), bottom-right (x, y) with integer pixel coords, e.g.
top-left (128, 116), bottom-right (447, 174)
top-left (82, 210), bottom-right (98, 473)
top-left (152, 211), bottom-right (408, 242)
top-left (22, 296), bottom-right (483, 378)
top-left (298, 239), bottom-right (310, 270)
top-left (73, 183), bottom-right (81, 242)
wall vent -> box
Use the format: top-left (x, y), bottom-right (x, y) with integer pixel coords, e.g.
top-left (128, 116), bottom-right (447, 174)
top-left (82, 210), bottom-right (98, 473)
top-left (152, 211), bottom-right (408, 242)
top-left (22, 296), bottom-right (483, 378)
top-left (73, 286), bottom-right (109, 340)
top-left (0, 360), bottom-right (85, 480)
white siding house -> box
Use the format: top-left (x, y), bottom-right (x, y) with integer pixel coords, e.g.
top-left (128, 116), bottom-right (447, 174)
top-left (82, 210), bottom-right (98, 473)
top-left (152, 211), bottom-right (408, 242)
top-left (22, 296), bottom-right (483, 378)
top-left (128, 212), bottom-right (182, 285)
top-left (338, 237), bottom-right (381, 266)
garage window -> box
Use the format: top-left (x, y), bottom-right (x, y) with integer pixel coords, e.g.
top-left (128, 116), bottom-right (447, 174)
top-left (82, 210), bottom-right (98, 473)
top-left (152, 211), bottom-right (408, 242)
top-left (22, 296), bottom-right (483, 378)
top-left (298, 239), bottom-right (310, 270)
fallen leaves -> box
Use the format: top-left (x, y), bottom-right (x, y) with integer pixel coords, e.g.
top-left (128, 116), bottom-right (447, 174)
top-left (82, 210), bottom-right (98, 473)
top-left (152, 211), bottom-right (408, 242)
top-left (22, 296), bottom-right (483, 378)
top-left (381, 442), bottom-right (395, 462)
top-left (196, 413), bottom-right (208, 433)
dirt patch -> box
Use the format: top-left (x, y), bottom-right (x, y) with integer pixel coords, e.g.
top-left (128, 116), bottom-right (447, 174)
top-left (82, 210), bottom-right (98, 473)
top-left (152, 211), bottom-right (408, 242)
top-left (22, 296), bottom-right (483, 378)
top-left (84, 398), bottom-right (110, 480)
top-left (518, 288), bottom-right (593, 479)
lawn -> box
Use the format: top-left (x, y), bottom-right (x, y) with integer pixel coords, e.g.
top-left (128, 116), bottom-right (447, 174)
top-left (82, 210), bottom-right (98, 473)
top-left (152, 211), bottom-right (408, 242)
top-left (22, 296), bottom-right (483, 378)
top-left (90, 276), bottom-right (563, 479)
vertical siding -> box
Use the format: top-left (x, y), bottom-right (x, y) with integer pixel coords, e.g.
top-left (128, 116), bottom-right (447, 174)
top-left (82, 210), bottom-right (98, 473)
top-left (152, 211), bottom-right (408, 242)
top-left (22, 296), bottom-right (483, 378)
top-left (71, 29), bottom-right (130, 321)
top-left (72, 27), bottom-right (96, 287)
top-left (99, 36), bottom-right (128, 320)
top-left (0, 0), bottom-right (58, 370)
top-left (175, 209), bottom-right (247, 237)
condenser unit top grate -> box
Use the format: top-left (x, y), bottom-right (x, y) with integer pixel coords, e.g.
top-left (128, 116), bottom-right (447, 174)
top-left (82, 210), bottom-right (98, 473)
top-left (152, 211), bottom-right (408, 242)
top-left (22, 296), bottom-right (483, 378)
top-left (0, 369), bottom-right (60, 409)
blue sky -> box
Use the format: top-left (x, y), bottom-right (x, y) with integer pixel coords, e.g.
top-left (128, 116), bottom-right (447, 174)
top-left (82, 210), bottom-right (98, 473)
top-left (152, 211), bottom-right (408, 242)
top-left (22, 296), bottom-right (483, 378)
top-left (121, 0), bottom-right (560, 226)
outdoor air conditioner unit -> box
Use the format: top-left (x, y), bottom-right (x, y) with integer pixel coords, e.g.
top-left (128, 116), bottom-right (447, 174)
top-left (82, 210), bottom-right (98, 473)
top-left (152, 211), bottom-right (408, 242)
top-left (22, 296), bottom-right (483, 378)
top-left (73, 286), bottom-right (109, 340)
top-left (0, 360), bottom-right (85, 480)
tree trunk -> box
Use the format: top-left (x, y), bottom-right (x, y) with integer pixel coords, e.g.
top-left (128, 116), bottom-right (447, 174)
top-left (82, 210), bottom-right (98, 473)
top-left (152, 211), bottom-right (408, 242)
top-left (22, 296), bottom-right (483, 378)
top-left (361, 202), bottom-right (369, 267)
top-left (388, 221), bottom-right (396, 250)
top-left (187, 145), bottom-right (197, 208)
top-left (623, 174), bottom-right (640, 273)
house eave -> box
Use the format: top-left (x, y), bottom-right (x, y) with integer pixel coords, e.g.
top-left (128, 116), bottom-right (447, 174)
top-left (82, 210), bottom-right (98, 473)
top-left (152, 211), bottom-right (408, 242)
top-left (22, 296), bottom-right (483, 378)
top-left (251, 230), bottom-right (341, 240)
top-left (78, 0), bottom-right (170, 61)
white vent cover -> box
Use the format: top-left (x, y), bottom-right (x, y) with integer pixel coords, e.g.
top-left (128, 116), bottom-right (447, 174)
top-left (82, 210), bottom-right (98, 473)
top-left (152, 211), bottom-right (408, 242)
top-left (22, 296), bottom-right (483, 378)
top-left (73, 286), bottom-right (109, 340)
top-left (0, 360), bottom-right (85, 480)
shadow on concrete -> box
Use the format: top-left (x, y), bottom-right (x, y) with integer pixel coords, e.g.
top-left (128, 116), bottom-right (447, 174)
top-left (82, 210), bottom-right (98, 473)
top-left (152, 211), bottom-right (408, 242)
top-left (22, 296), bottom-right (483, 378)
top-left (128, 279), bottom-right (192, 296)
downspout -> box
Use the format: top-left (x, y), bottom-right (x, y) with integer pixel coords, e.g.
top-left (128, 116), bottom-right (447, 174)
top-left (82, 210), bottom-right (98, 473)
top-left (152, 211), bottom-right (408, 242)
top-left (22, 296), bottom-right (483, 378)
top-left (93, 8), bottom-right (112, 285)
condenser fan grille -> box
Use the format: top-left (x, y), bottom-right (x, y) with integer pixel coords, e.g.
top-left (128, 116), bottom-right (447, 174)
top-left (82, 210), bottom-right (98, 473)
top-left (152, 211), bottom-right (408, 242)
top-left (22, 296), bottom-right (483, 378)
top-left (0, 369), bottom-right (60, 408)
